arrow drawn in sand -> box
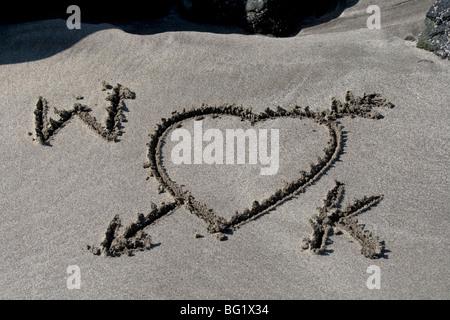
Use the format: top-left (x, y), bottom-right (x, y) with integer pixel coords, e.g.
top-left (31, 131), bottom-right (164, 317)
top-left (33, 82), bottom-right (135, 145)
top-left (84, 91), bottom-right (393, 258)
top-left (86, 201), bottom-right (180, 257)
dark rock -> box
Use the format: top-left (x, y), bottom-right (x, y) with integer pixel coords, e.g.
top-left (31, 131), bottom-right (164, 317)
top-left (178, 0), bottom-right (342, 36)
top-left (417, 0), bottom-right (450, 60)
top-left (245, 0), bottom-right (301, 36)
top-left (245, 0), bottom-right (340, 36)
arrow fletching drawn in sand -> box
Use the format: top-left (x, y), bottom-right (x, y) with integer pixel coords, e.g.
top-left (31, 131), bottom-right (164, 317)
top-left (301, 181), bottom-right (385, 259)
top-left (33, 82), bottom-right (135, 145)
top-left (87, 201), bottom-right (181, 257)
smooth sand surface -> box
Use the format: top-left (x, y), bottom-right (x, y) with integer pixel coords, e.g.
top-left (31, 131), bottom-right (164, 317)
top-left (0, 0), bottom-right (448, 299)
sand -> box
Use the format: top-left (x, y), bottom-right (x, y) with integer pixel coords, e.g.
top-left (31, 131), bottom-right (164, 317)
top-left (0, 0), bottom-right (448, 299)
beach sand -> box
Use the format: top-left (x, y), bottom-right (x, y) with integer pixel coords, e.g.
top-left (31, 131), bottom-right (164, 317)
top-left (0, 0), bottom-right (448, 299)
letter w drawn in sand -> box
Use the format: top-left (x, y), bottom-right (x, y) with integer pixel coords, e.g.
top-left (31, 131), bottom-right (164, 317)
top-left (33, 82), bottom-right (135, 145)
top-left (81, 91), bottom-right (394, 259)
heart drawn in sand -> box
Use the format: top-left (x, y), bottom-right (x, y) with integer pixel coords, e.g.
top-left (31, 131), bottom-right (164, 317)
top-left (150, 107), bottom-right (343, 234)
top-left (53, 90), bottom-right (391, 258)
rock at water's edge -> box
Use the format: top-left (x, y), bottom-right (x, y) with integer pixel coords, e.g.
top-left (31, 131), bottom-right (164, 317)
top-left (178, 0), bottom-right (341, 36)
top-left (417, 0), bottom-right (450, 60)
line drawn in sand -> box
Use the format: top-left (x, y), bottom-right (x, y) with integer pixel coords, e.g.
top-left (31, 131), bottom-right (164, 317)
top-left (31, 84), bottom-right (393, 259)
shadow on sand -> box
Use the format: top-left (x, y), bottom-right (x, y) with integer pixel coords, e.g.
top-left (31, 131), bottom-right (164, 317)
top-left (0, 0), bottom-right (358, 65)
